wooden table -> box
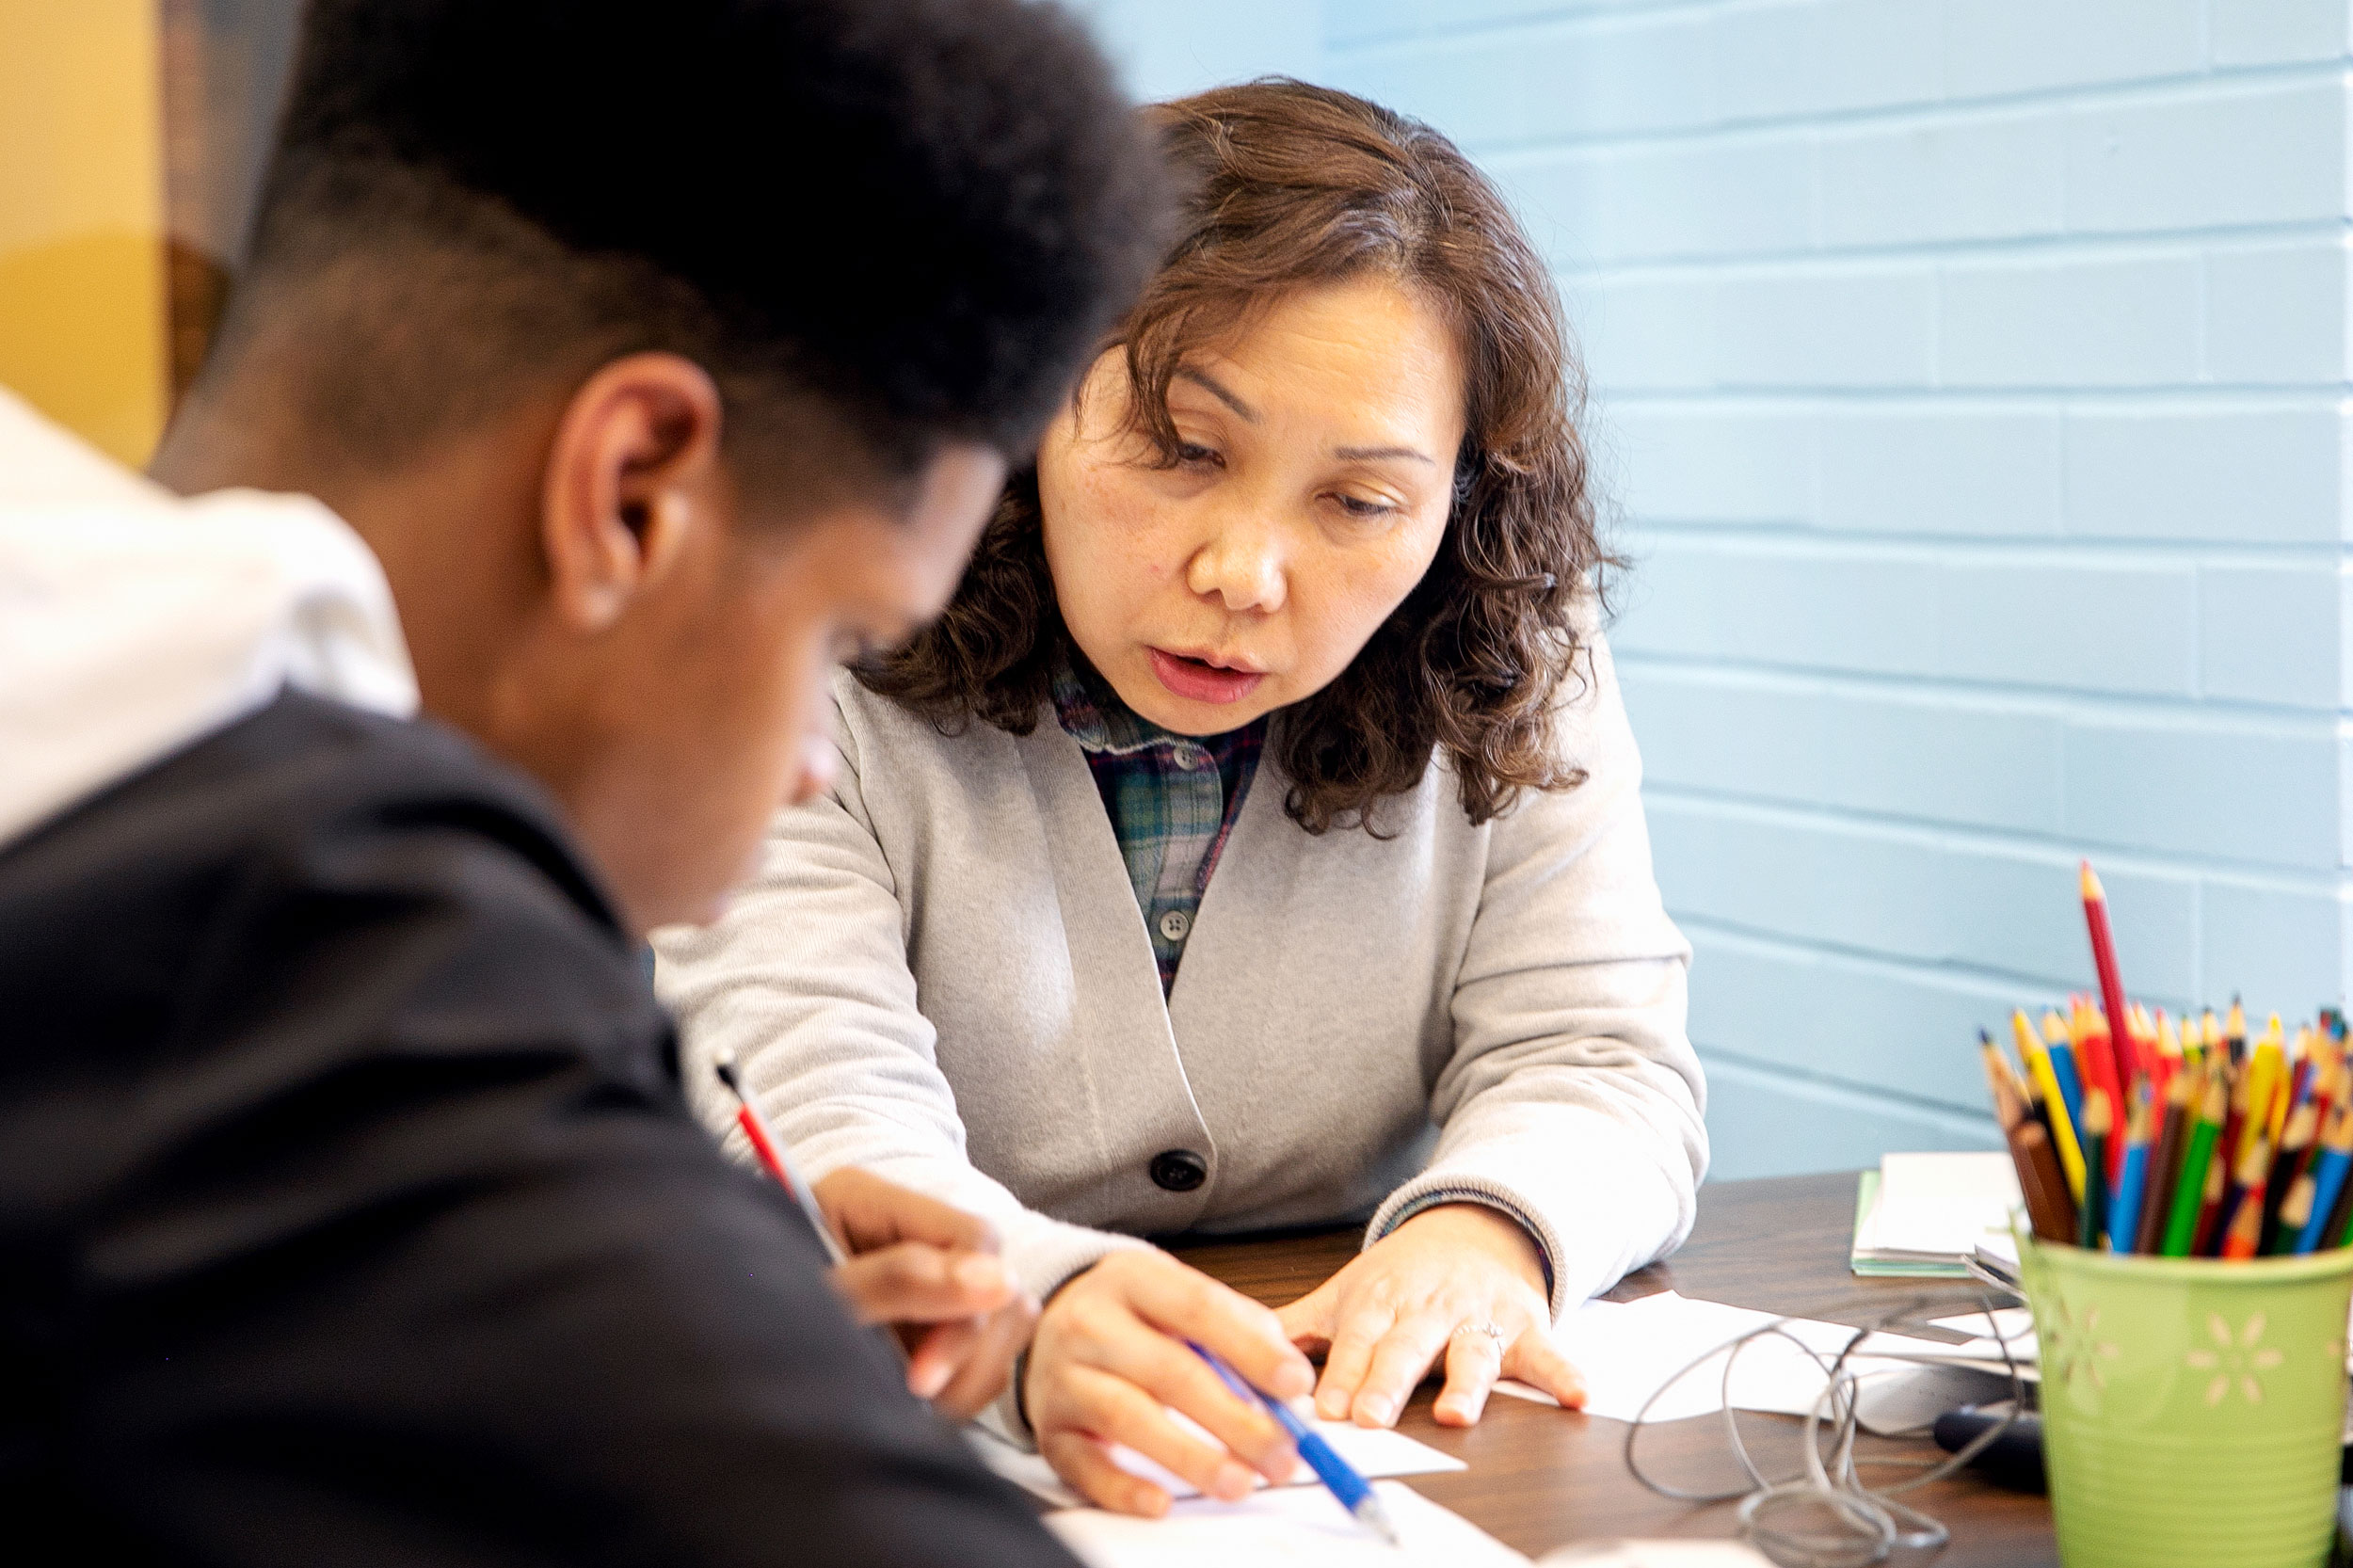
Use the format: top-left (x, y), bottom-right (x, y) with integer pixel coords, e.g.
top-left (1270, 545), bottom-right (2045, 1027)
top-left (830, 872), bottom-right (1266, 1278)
top-left (1168, 1171), bottom-right (2055, 1564)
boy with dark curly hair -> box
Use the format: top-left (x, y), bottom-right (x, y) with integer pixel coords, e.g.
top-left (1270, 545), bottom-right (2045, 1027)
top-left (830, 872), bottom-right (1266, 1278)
top-left (0, 3), bottom-right (1170, 1562)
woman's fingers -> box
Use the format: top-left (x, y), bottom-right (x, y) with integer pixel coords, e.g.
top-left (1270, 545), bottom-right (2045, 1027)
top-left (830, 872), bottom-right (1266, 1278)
top-left (1275, 1280), bottom-right (1337, 1355)
top-left (1505, 1330), bottom-right (1588, 1411)
top-left (1349, 1310), bottom-right (1454, 1427)
top-left (1050, 1366), bottom-right (1262, 1504)
top-left (1118, 1255), bottom-right (1312, 1405)
top-left (1055, 1285), bottom-right (1294, 1478)
top-left (1040, 1431), bottom-right (1171, 1518)
top-left (1312, 1299), bottom-right (1395, 1419)
top-left (1433, 1320), bottom-right (1509, 1426)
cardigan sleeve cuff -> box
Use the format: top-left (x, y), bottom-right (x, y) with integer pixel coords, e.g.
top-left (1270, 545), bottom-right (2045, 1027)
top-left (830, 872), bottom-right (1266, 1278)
top-left (1365, 1110), bottom-right (1696, 1329)
top-left (1365, 1174), bottom-right (1572, 1323)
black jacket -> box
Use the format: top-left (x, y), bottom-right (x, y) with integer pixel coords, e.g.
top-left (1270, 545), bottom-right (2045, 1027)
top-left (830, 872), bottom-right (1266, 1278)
top-left (0, 692), bottom-right (1072, 1567)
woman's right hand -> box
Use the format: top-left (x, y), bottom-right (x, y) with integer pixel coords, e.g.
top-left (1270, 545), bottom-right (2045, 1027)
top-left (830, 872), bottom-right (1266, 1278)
top-left (1024, 1250), bottom-right (1313, 1515)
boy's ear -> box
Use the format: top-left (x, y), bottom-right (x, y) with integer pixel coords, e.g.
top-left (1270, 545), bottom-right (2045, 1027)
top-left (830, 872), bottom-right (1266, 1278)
top-left (540, 353), bottom-right (727, 632)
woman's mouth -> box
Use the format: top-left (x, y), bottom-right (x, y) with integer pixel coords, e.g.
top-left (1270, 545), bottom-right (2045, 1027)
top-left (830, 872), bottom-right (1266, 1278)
top-left (1147, 647), bottom-right (1266, 706)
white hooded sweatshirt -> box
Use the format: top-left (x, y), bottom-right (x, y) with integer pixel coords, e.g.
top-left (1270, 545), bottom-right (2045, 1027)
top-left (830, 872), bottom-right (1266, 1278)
top-left (0, 386), bottom-right (416, 850)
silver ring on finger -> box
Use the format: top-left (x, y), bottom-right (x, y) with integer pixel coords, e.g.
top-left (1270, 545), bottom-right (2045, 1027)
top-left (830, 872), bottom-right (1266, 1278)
top-left (1450, 1320), bottom-right (1508, 1349)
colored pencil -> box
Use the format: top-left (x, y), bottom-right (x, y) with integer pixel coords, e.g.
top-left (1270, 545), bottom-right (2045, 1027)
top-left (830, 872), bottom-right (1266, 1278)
top-left (2016, 1009), bottom-right (2087, 1202)
top-left (2225, 997), bottom-right (2248, 1065)
top-left (2329, 1150), bottom-right (2353, 1250)
top-left (2079, 862), bottom-right (2141, 1091)
top-left (2216, 1138), bottom-right (2274, 1262)
top-left (2042, 1010), bottom-right (2087, 1138)
top-left (2268, 1167), bottom-right (2317, 1256)
top-left (2072, 1001), bottom-right (2126, 1180)
top-left (2294, 1105), bottom-right (2353, 1254)
top-left (2107, 1084), bottom-right (2153, 1255)
top-left (2220, 1176), bottom-right (2267, 1260)
top-left (712, 1048), bottom-right (847, 1265)
top-left (2077, 1088), bottom-right (2112, 1250)
top-left (2134, 1063), bottom-right (2197, 1255)
top-left (1985, 1035), bottom-right (2073, 1243)
top-left (2191, 1139), bottom-right (2232, 1256)
top-left (2162, 1070), bottom-right (2230, 1256)
top-left (2258, 1101), bottom-right (2317, 1255)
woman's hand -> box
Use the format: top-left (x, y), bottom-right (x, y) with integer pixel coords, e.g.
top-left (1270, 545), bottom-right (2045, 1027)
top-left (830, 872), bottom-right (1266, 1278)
top-left (817, 1168), bottom-right (1039, 1419)
top-left (1025, 1250), bottom-right (1313, 1516)
top-left (1276, 1203), bottom-right (1585, 1427)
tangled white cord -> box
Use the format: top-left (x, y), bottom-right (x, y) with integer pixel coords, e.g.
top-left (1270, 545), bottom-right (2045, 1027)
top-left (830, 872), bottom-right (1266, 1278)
top-left (1620, 1295), bottom-right (2031, 1568)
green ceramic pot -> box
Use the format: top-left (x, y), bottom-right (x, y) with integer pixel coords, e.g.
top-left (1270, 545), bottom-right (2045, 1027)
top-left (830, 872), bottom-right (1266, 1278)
top-left (2016, 1231), bottom-right (2353, 1568)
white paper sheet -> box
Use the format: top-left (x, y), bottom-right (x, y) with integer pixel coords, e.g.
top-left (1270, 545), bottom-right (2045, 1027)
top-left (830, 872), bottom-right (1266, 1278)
top-left (1492, 1291), bottom-right (2024, 1426)
top-left (1855, 1152), bottom-right (2022, 1263)
top-left (966, 1417), bottom-right (1464, 1511)
top-left (1536, 1543), bottom-right (1774, 1567)
top-left (1046, 1479), bottom-right (1528, 1567)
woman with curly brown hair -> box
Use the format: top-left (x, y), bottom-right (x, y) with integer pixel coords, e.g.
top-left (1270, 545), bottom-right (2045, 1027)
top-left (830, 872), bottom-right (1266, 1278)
top-left (656, 79), bottom-right (1706, 1514)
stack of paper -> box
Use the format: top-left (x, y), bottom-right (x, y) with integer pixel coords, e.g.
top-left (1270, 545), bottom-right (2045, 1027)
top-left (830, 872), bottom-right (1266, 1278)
top-left (1849, 1151), bottom-right (2022, 1278)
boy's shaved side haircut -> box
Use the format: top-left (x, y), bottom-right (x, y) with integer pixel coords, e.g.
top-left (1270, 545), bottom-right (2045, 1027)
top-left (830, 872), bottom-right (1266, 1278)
top-left (212, 0), bottom-right (1166, 491)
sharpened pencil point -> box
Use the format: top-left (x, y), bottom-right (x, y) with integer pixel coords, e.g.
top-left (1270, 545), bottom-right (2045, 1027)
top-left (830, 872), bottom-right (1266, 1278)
top-left (2080, 860), bottom-right (2104, 902)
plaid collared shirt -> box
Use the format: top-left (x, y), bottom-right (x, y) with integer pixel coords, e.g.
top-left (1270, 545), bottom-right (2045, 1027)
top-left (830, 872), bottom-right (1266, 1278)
top-left (1050, 659), bottom-right (1265, 995)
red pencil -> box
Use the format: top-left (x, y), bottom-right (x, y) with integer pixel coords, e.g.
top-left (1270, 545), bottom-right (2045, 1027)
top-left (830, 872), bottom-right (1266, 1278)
top-left (2079, 862), bottom-right (2143, 1088)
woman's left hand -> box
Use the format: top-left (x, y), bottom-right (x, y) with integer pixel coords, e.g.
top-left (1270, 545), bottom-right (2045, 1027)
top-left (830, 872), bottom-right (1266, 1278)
top-left (1274, 1203), bottom-right (1586, 1428)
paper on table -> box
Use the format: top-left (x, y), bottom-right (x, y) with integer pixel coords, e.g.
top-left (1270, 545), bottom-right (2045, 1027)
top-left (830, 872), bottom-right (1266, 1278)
top-left (966, 1416), bottom-right (1463, 1511)
top-left (1493, 1291), bottom-right (2025, 1427)
top-left (1536, 1543), bottom-right (1774, 1567)
top-left (1046, 1479), bottom-right (1528, 1568)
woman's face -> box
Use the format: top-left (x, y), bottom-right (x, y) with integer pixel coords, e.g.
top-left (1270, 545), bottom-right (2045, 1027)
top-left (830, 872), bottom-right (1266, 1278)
top-left (1037, 275), bottom-right (1466, 735)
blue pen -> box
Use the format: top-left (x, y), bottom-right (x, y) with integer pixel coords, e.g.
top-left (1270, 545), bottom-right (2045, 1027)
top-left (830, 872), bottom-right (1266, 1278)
top-left (1186, 1341), bottom-right (1400, 1546)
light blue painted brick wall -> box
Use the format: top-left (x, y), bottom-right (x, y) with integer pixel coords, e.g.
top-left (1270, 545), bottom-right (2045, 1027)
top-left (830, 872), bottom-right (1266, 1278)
top-left (1076, 0), bottom-right (2353, 1182)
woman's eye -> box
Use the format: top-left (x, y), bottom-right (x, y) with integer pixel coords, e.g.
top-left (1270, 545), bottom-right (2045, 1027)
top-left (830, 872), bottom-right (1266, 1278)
top-left (1175, 441), bottom-right (1223, 468)
top-left (1334, 493), bottom-right (1396, 519)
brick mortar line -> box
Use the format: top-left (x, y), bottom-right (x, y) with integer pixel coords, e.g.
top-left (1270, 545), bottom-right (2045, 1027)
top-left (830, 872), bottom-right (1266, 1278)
top-left (1673, 915), bottom-right (2286, 1026)
top-left (1613, 652), bottom-right (2348, 726)
top-left (1642, 785), bottom-right (2353, 888)
top-left (1692, 1045), bottom-right (2005, 1129)
top-left (1545, 219), bottom-right (2353, 279)
top-left (1359, 57), bottom-right (2348, 160)
top-left (1605, 522), bottom-right (2350, 560)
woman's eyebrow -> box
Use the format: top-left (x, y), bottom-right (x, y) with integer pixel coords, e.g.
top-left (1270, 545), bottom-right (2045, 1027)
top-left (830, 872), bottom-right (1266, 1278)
top-left (1334, 443), bottom-right (1433, 464)
top-left (1175, 368), bottom-right (1257, 422)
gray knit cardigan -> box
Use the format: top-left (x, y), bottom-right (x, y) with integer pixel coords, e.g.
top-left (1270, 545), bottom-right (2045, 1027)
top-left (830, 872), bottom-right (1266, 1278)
top-left (654, 629), bottom-right (1706, 1355)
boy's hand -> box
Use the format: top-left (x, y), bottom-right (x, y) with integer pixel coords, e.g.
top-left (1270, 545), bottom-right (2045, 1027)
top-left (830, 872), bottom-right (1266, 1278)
top-left (817, 1168), bottom-right (1037, 1418)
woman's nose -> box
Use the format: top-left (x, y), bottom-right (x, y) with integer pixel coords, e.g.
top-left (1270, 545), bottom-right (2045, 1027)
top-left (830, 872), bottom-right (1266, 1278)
top-left (1185, 514), bottom-right (1287, 615)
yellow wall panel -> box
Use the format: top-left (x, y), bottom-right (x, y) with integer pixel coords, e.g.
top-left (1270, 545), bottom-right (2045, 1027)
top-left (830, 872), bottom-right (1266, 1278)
top-left (0, 0), bottom-right (169, 465)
